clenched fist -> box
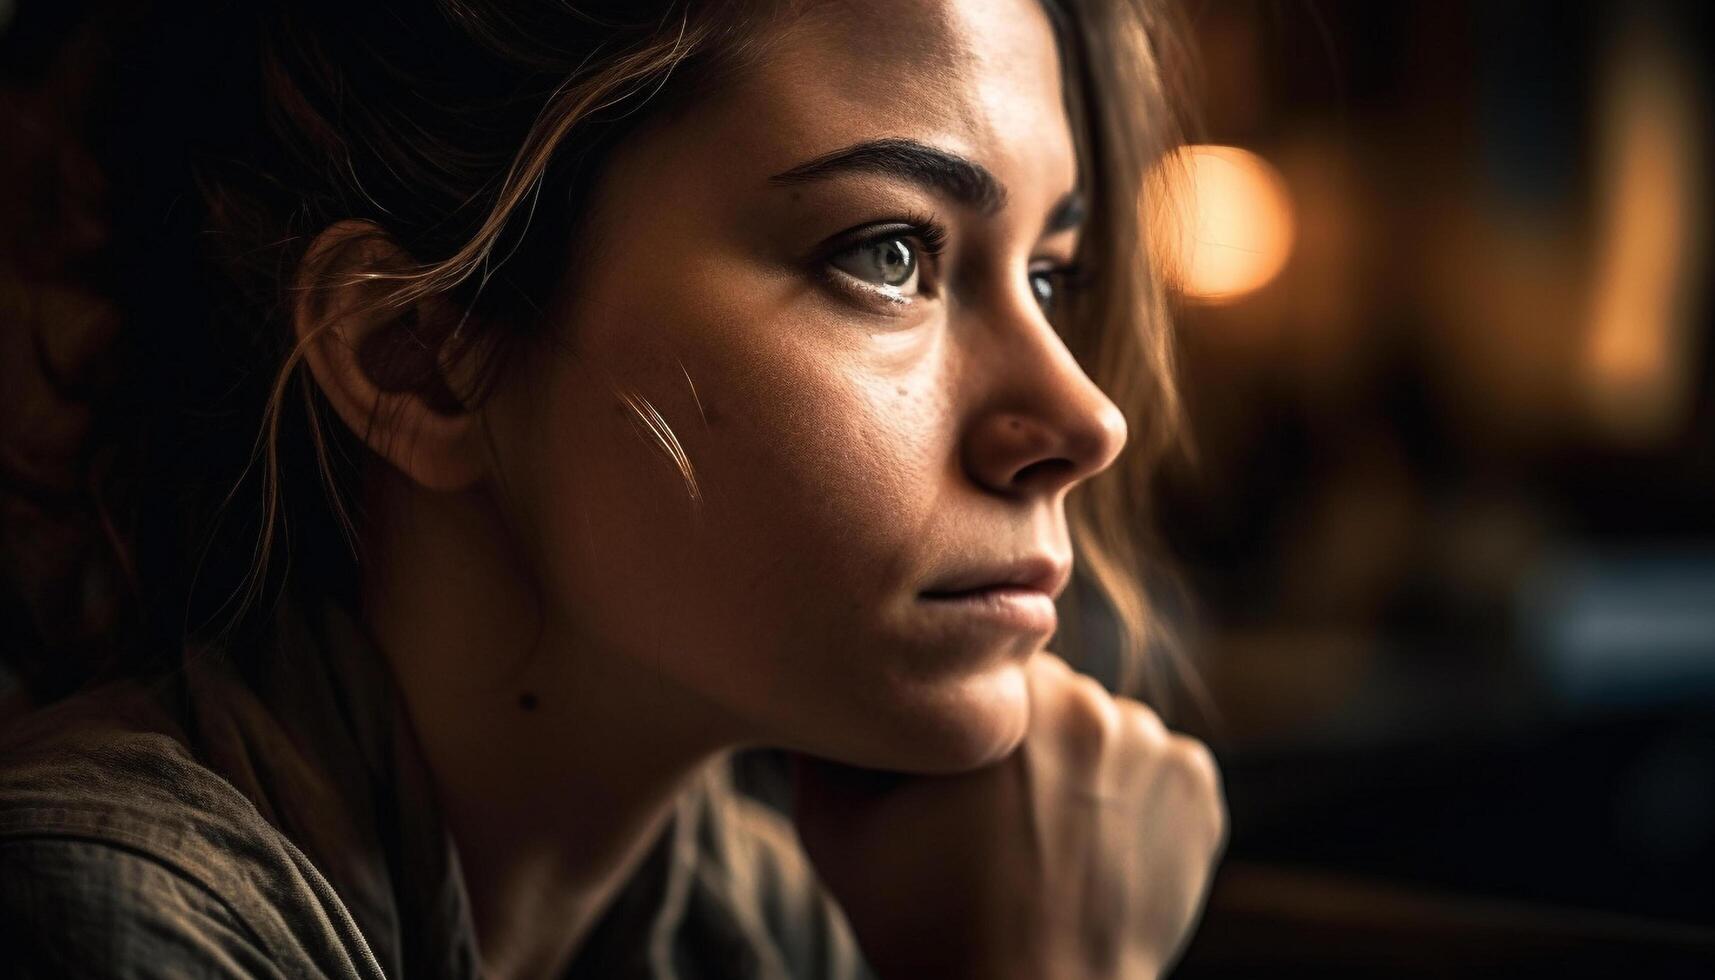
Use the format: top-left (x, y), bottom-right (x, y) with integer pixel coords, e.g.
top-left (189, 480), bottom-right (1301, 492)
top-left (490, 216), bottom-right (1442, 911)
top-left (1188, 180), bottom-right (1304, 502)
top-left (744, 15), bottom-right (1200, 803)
top-left (793, 653), bottom-right (1227, 979)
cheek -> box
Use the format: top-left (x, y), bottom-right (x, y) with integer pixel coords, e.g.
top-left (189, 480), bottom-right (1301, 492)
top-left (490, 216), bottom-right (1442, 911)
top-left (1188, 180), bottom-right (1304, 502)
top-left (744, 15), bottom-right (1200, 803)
top-left (517, 316), bottom-right (948, 669)
top-left (501, 287), bottom-right (1021, 768)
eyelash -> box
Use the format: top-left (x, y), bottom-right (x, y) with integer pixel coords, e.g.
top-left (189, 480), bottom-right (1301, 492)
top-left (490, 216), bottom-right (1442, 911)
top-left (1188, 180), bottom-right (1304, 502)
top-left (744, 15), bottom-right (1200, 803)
top-left (818, 214), bottom-right (1088, 311)
top-left (1030, 263), bottom-right (1089, 297)
top-left (846, 211), bottom-right (948, 259)
top-left (817, 212), bottom-right (946, 301)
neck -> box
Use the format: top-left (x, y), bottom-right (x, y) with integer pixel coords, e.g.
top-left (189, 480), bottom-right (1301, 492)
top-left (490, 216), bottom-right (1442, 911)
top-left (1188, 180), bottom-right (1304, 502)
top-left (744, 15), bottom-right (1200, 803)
top-left (360, 472), bottom-right (741, 979)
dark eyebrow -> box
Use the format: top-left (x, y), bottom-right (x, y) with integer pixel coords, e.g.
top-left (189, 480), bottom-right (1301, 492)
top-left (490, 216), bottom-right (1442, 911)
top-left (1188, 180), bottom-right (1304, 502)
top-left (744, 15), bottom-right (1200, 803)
top-left (769, 137), bottom-right (1008, 214)
top-left (1044, 190), bottom-right (1086, 235)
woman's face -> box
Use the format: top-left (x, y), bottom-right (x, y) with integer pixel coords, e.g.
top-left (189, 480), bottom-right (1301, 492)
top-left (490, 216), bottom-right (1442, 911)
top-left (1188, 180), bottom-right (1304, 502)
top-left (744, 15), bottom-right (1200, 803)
top-left (487, 0), bottom-right (1127, 772)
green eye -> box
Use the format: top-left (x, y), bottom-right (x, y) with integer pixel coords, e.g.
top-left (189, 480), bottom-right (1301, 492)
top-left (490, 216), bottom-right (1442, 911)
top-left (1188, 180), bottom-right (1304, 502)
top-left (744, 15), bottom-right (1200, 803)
top-left (830, 236), bottom-right (919, 294)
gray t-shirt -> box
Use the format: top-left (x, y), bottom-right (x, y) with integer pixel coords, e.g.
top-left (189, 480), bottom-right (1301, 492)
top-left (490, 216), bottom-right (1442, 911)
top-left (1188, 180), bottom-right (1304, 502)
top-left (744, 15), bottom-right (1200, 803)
top-left (0, 597), bottom-right (870, 978)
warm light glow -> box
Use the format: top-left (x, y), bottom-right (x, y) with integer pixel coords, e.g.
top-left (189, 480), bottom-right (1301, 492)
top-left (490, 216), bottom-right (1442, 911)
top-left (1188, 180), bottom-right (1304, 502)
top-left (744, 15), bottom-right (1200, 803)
top-left (1583, 19), bottom-right (1705, 442)
top-left (1147, 145), bottom-right (1296, 303)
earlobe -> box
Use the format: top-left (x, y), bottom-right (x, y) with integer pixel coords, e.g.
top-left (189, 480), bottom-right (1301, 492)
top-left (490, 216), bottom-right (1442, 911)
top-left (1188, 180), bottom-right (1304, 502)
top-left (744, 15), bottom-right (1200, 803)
top-left (293, 220), bottom-right (487, 493)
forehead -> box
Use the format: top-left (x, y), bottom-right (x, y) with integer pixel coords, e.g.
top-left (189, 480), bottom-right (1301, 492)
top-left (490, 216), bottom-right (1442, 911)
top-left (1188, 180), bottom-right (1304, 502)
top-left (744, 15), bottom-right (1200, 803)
top-left (709, 0), bottom-right (1077, 199)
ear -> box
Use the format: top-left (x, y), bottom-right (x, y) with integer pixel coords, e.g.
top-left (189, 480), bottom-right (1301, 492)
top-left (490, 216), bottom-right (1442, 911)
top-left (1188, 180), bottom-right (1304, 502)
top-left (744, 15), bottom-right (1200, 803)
top-left (293, 220), bottom-right (487, 492)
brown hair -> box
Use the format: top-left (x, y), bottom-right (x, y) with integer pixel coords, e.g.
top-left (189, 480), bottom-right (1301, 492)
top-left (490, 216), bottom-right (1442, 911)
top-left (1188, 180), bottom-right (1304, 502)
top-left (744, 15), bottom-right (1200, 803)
top-left (0, 0), bottom-right (1191, 709)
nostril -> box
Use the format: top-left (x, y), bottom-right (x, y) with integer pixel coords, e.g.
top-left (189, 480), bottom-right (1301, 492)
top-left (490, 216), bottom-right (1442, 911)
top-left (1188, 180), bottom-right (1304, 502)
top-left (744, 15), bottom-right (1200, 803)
top-left (1013, 457), bottom-right (1075, 489)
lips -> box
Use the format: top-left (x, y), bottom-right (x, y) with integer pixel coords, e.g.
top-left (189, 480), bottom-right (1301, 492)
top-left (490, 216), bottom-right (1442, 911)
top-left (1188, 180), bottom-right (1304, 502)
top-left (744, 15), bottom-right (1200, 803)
top-left (916, 554), bottom-right (1071, 637)
top-left (919, 554), bottom-right (1072, 601)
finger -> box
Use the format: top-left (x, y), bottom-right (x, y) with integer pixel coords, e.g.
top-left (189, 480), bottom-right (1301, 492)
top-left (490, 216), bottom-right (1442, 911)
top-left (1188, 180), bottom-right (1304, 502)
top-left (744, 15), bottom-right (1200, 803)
top-left (1118, 698), bottom-right (1169, 746)
top-left (1024, 649), bottom-right (1075, 683)
top-left (1163, 734), bottom-right (1228, 853)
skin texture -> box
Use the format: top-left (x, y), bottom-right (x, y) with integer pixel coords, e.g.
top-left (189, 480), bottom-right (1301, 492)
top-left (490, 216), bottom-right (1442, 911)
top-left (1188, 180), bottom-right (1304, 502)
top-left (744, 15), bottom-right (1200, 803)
top-left (295, 0), bottom-right (1225, 976)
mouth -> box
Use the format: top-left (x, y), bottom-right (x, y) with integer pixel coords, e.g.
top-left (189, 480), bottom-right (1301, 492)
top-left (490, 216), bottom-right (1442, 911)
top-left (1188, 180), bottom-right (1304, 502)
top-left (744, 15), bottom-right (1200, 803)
top-left (920, 553), bottom-right (1072, 599)
top-left (916, 554), bottom-right (1070, 637)
top-left (917, 584), bottom-right (1060, 636)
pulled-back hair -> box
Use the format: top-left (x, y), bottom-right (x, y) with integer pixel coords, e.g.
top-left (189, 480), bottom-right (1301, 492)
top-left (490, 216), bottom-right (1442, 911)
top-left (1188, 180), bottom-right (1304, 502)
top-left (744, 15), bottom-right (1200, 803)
top-left (0, 0), bottom-right (1191, 708)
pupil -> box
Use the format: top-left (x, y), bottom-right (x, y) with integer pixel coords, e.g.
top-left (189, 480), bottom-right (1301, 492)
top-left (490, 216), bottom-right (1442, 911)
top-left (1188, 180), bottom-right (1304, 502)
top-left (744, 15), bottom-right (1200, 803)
top-left (877, 239), bottom-right (912, 285)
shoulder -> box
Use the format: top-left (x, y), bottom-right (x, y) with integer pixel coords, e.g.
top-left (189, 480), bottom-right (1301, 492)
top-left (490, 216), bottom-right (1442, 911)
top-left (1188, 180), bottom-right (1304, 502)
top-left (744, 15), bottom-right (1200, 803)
top-left (693, 757), bottom-right (874, 980)
top-left (0, 835), bottom-right (283, 977)
top-left (0, 690), bottom-right (382, 978)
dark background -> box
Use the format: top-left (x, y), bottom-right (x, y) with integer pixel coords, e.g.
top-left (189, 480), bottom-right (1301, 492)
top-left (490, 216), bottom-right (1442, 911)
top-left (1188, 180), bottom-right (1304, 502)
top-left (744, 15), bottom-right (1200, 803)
top-left (1159, 1), bottom-right (1715, 974)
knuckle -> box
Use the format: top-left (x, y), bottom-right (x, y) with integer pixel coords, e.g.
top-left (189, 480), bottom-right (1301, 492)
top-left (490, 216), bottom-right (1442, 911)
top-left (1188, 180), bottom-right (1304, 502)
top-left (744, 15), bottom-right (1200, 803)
top-left (1070, 672), bottom-right (1120, 722)
top-left (1056, 672), bottom-right (1122, 758)
top-left (1169, 735), bottom-right (1229, 851)
top-left (1029, 651), bottom-right (1074, 678)
top-left (1168, 735), bottom-right (1224, 798)
top-left (1025, 653), bottom-right (1073, 699)
top-left (1119, 698), bottom-right (1169, 747)
top-left (1176, 735), bottom-right (1219, 778)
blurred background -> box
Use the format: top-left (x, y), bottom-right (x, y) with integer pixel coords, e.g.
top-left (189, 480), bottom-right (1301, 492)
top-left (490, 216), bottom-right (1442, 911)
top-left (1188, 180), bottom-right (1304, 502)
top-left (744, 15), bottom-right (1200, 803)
top-left (1155, 1), bottom-right (1715, 975)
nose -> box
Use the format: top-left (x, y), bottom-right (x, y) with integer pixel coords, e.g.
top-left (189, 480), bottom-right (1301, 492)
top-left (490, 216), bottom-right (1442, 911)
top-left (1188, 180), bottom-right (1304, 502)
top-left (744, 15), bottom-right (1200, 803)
top-left (960, 303), bottom-right (1129, 500)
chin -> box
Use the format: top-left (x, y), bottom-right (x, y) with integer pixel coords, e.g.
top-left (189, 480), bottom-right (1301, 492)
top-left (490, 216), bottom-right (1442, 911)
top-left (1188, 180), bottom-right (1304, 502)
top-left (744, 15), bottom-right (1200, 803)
top-left (833, 659), bottom-right (1034, 775)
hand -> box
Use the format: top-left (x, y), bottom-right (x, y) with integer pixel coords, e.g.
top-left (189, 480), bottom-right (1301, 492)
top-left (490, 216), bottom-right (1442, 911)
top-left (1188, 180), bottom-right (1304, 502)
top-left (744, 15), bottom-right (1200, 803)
top-left (792, 652), bottom-right (1227, 979)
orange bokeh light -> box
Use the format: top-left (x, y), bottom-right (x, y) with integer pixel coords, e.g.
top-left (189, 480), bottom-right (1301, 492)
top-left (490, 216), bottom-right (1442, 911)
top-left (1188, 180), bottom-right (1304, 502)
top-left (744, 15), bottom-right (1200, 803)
top-left (1148, 145), bottom-right (1296, 303)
